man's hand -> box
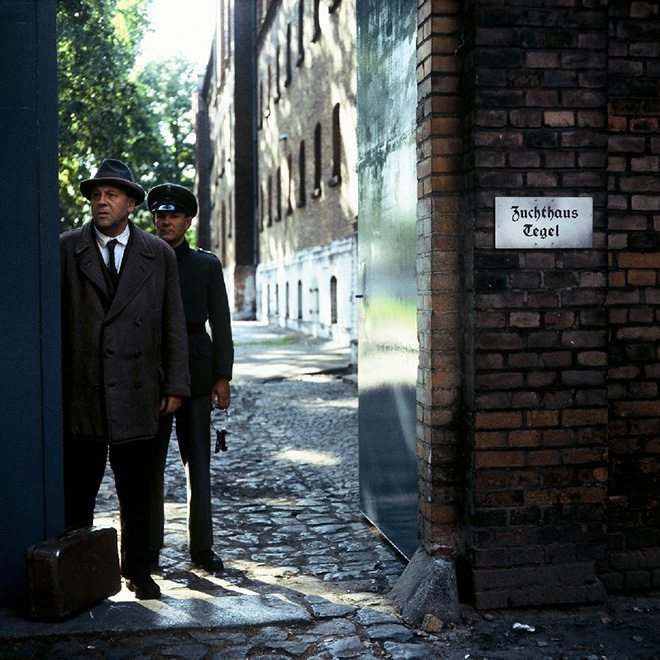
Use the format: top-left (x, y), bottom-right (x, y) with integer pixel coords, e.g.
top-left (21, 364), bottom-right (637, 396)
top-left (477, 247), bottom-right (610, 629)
top-left (211, 379), bottom-right (231, 410)
top-left (160, 396), bottom-right (183, 415)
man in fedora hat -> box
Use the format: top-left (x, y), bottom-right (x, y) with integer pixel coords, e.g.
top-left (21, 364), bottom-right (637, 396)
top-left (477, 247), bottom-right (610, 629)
top-left (147, 183), bottom-right (233, 574)
top-left (60, 159), bottom-right (190, 600)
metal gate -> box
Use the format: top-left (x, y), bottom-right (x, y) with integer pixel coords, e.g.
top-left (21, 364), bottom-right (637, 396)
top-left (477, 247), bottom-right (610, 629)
top-left (356, 0), bottom-right (418, 559)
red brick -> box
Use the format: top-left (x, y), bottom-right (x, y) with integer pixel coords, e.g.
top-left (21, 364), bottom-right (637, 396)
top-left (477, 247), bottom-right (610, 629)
top-left (475, 450), bottom-right (526, 468)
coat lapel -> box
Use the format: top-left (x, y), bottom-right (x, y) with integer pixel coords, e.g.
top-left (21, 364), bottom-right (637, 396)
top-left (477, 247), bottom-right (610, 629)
top-left (105, 222), bottom-right (155, 323)
top-left (75, 222), bottom-right (112, 301)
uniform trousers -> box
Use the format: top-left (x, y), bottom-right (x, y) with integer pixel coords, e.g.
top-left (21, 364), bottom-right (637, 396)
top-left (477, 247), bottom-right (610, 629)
top-left (63, 435), bottom-right (153, 580)
top-left (150, 395), bottom-right (214, 556)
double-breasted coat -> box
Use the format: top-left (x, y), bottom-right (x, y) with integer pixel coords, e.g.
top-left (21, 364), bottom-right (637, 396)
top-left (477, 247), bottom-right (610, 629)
top-left (60, 221), bottom-right (190, 444)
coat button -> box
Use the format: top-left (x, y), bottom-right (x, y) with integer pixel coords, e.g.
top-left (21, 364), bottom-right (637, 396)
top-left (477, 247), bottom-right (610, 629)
top-left (135, 318), bottom-right (143, 326)
top-left (134, 351), bottom-right (142, 358)
top-left (134, 382), bottom-right (142, 389)
top-left (103, 349), bottom-right (114, 357)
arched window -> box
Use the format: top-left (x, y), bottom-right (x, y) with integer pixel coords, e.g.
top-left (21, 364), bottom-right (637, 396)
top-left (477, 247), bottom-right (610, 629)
top-left (313, 122), bottom-right (322, 197)
top-left (297, 0), bottom-right (305, 65)
top-left (330, 103), bottom-right (341, 186)
top-left (297, 280), bottom-right (303, 320)
top-left (285, 282), bottom-right (290, 319)
top-left (287, 153), bottom-right (293, 215)
top-left (312, 0), bottom-right (321, 42)
top-left (220, 202), bottom-right (227, 264)
top-left (276, 165), bottom-right (282, 221)
top-left (259, 184), bottom-right (264, 232)
top-left (275, 46), bottom-right (281, 102)
top-left (330, 276), bottom-right (338, 324)
top-left (298, 141), bottom-right (306, 207)
top-left (285, 24), bottom-right (292, 86)
top-left (267, 175), bottom-right (272, 226)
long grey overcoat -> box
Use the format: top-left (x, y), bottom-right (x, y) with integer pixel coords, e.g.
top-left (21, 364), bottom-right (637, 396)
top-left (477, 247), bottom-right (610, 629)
top-left (60, 221), bottom-right (190, 444)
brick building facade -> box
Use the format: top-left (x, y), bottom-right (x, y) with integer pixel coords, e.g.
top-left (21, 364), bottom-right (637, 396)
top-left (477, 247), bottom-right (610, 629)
top-left (198, 0), bottom-right (658, 612)
top-left (255, 0), bottom-right (358, 341)
top-left (197, 1), bottom-right (257, 319)
top-left (412, 0), bottom-right (659, 611)
top-left (200, 0), bottom-right (357, 338)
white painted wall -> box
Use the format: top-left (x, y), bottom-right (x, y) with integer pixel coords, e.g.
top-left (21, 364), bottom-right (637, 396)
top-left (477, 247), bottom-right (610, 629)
top-left (256, 236), bottom-right (357, 343)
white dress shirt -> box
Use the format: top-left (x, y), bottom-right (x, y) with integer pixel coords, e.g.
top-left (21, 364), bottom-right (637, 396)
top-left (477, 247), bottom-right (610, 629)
top-left (94, 224), bottom-right (130, 274)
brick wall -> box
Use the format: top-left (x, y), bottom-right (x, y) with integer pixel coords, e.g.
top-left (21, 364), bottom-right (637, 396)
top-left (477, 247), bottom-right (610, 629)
top-left (467, 0), bottom-right (610, 609)
top-left (417, 0), bottom-right (659, 609)
top-left (416, 0), bottom-right (470, 561)
top-left (256, 0), bottom-right (357, 262)
top-left (602, 0), bottom-right (660, 593)
top-left (199, 1), bottom-right (257, 318)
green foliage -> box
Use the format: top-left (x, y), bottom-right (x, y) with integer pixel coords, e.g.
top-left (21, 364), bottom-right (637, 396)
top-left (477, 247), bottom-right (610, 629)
top-left (138, 57), bottom-right (198, 190)
top-left (57, 0), bottom-right (198, 231)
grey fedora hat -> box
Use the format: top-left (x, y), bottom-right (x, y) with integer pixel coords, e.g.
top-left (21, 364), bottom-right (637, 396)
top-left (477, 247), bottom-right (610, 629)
top-left (79, 158), bottom-right (145, 204)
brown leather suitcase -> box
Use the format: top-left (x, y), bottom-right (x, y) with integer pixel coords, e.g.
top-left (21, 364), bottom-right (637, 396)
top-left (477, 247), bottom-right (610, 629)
top-left (26, 526), bottom-right (121, 620)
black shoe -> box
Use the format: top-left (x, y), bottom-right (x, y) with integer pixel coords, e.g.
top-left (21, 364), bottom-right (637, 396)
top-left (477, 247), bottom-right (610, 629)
top-left (125, 575), bottom-right (161, 600)
top-left (191, 549), bottom-right (224, 573)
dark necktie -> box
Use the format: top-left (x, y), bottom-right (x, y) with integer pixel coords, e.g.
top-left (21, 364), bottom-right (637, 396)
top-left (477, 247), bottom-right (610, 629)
top-left (107, 239), bottom-right (119, 285)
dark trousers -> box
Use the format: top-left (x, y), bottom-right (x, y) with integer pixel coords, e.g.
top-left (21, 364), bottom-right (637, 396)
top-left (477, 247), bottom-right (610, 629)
top-left (150, 396), bottom-right (213, 555)
top-left (63, 436), bottom-right (153, 580)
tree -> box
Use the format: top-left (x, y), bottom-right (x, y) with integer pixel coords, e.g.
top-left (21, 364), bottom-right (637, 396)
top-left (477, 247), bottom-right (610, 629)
top-left (137, 57), bottom-right (198, 192)
top-left (57, 0), bottom-right (196, 232)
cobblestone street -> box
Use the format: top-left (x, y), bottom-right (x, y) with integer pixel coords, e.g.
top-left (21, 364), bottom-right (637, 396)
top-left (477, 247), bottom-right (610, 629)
top-left (0, 322), bottom-right (658, 658)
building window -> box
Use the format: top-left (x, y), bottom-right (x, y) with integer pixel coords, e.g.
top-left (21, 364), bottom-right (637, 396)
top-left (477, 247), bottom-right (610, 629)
top-left (297, 280), bottom-right (303, 320)
top-left (285, 24), bottom-right (292, 86)
top-left (312, 0), bottom-right (321, 42)
top-left (330, 276), bottom-right (338, 324)
top-left (297, 0), bottom-right (305, 65)
top-left (259, 184), bottom-right (264, 232)
top-left (285, 282), bottom-right (290, 319)
top-left (267, 175), bottom-right (273, 226)
top-left (330, 103), bottom-right (341, 187)
top-left (298, 140), bottom-right (306, 207)
top-left (276, 165), bottom-right (282, 221)
top-left (313, 122), bottom-right (322, 198)
top-left (258, 81), bottom-right (263, 129)
top-left (287, 153), bottom-right (293, 215)
top-left (275, 283), bottom-right (280, 316)
top-left (266, 65), bottom-right (271, 117)
top-left (220, 202), bottom-right (227, 264)
top-left (228, 197), bottom-right (233, 238)
top-left (275, 46), bottom-right (281, 102)
top-left (221, 0), bottom-right (231, 62)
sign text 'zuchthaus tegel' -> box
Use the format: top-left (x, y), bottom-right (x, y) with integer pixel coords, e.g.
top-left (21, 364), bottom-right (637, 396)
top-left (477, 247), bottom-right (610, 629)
top-left (495, 197), bottom-right (593, 249)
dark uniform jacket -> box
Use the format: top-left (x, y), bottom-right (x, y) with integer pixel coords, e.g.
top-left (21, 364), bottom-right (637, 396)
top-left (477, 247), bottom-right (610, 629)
top-left (60, 221), bottom-right (190, 443)
top-left (174, 240), bottom-right (233, 397)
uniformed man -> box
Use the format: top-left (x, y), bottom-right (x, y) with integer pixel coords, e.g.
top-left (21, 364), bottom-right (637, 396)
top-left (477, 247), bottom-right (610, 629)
top-left (148, 183), bottom-right (233, 573)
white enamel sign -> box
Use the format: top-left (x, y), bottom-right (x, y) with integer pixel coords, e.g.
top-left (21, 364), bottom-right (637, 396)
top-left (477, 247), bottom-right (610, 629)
top-left (495, 197), bottom-right (593, 249)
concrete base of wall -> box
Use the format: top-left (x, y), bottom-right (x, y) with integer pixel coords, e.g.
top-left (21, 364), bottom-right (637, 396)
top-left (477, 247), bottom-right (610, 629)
top-left (255, 236), bottom-right (357, 342)
top-left (226, 264), bottom-right (256, 320)
top-left (389, 547), bottom-right (460, 625)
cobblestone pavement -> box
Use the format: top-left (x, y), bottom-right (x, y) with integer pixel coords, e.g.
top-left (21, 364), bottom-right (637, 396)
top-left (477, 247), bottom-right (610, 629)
top-left (1, 322), bottom-right (658, 658)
